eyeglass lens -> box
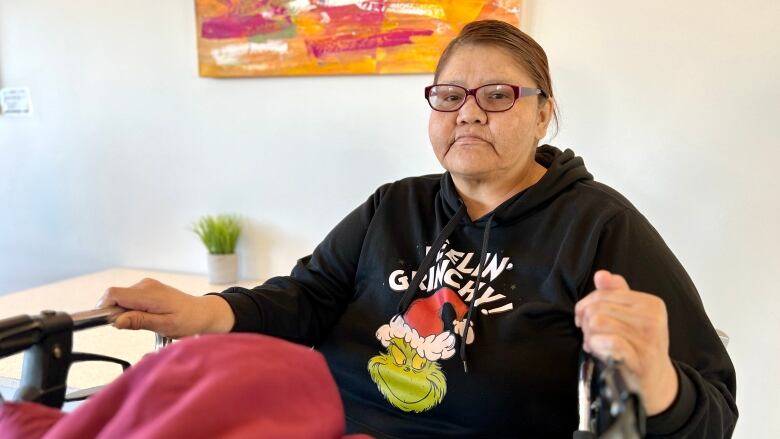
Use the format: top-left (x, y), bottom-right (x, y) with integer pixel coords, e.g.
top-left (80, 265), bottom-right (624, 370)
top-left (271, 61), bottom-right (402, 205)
top-left (428, 84), bottom-right (516, 112)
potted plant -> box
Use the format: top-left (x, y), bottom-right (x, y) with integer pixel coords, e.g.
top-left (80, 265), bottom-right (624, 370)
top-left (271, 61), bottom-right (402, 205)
top-left (192, 214), bottom-right (242, 284)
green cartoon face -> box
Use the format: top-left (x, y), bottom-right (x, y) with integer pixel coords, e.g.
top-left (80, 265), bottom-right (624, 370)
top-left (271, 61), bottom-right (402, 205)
top-left (368, 337), bottom-right (446, 412)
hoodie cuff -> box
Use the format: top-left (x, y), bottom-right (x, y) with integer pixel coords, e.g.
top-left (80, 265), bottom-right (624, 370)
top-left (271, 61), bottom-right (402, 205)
top-left (205, 288), bottom-right (264, 333)
top-left (645, 362), bottom-right (696, 435)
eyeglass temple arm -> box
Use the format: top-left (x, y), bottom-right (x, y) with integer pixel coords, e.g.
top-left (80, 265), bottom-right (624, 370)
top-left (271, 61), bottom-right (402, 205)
top-left (519, 87), bottom-right (547, 98)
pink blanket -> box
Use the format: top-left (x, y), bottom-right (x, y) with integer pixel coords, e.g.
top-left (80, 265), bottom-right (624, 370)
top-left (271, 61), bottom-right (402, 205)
top-left (0, 333), bottom-right (371, 439)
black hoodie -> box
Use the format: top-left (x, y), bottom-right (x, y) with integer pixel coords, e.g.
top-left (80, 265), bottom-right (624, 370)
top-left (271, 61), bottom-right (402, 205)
top-left (217, 145), bottom-right (737, 438)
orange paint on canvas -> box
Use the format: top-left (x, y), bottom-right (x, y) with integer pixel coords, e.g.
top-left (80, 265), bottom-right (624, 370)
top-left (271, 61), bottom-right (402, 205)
top-left (194, 0), bottom-right (523, 77)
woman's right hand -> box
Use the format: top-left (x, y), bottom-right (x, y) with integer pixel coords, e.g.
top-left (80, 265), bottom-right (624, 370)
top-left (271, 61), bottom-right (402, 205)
top-left (96, 278), bottom-right (235, 339)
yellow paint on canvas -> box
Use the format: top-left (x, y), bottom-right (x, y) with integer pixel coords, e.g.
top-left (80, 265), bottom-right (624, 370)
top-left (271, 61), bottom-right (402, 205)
top-left (194, 0), bottom-right (523, 77)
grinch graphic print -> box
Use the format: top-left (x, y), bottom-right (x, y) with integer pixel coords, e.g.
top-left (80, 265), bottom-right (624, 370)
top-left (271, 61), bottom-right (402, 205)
top-left (368, 241), bottom-right (515, 413)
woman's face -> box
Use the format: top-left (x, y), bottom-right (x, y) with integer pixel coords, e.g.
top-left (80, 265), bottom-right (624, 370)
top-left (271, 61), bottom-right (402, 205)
top-left (428, 45), bottom-right (553, 183)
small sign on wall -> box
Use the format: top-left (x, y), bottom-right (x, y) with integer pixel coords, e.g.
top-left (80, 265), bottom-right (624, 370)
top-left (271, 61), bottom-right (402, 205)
top-left (0, 87), bottom-right (33, 116)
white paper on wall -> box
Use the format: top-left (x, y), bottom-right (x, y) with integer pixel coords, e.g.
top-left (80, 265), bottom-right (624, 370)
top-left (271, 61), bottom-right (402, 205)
top-left (0, 87), bottom-right (33, 116)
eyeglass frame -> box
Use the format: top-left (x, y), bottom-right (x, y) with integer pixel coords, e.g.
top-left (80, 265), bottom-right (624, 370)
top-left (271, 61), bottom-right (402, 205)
top-left (424, 83), bottom-right (547, 113)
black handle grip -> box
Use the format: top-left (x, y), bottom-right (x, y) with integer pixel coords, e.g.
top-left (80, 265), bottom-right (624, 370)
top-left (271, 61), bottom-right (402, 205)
top-left (0, 314), bottom-right (34, 333)
top-left (0, 314), bottom-right (42, 357)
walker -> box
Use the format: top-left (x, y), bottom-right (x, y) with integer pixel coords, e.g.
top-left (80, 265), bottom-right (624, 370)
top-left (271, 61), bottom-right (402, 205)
top-left (0, 308), bottom-right (645, 438)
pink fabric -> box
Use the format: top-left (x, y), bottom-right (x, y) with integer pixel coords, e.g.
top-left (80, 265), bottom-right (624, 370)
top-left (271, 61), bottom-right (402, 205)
top-left (0, 402), bottom-right (65, 439)
top-left (0, 333), bottom-right (373, 439)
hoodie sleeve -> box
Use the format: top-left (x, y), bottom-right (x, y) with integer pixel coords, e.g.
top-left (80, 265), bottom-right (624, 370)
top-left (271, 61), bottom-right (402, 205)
top-left (210, 185), bottom-right (388, 346)
top-left (585, 209), bottom-right (738, 438)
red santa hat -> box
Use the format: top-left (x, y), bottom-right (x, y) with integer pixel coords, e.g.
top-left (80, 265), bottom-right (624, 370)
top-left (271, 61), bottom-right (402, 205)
top-left (376, 287), bottom-right (475, 361)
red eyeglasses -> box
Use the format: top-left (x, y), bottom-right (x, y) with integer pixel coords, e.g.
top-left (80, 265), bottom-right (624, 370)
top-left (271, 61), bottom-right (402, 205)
top-left (425, 83), bottom-right (546, 112)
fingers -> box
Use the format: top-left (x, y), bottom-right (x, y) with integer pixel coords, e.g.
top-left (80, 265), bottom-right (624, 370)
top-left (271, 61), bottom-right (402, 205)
top-left (576, 288), bottom-right (667, 339)
top-left (96, 278), bottom-right (220, 338)
top-left (579, 309), bottom-right (644, 369)
top-left (96, 278), bottom-right (204, 338)
top-left (576, 292), bottom-right (667, 333)
top-left (585, 333), bottom-right (639, 372)
top-left (114, 310), bottom-right (172, 335)
top-left (96, 278), bottom-right (168, 313)
top-left (593, 269), bottom-right (629, 291)
top-left (576, 299), bottom-right (650, 330)
top-left (97, 286), bottom-right (146, 310)
top-left (575, 291), bottom-right (636, 327)
top-left (575, 270), bottom-right (676, 415)
top-left (581, 311), bottom-right (642, 341)
top-left (575, 271), bottom-right (646, 326)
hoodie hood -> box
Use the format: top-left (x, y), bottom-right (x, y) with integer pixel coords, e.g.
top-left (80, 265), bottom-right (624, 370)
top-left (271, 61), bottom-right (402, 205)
top-left (440, 144), bottom-right (594, 224)
top-left (400, 144), bottom-right (594, 371)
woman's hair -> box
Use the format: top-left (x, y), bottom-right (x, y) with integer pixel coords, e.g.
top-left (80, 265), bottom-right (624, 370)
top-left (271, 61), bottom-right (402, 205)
top-left (434, 20), bottom-right (559, 136)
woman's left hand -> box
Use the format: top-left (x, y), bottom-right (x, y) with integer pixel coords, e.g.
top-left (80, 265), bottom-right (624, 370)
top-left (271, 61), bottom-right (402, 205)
top-left (574, 270), bottom-right (679, 416)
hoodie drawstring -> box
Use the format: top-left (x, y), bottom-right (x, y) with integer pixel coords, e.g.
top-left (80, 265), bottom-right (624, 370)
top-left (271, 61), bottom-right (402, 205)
top-left (460, 213), bottom-right (494, 373)
top-left (397, 203), bottom-right (467, 315)
top-left (395, 200), bottom-right (495, 374)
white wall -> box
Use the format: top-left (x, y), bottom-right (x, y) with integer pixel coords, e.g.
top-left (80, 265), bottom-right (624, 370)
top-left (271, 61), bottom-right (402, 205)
top-left (1, 1), bottom-right (778, 437)
top-left (0, 0), bottom-right (442, 290)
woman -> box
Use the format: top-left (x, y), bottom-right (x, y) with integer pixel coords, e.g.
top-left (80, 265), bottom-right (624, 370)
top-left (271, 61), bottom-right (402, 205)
top-left (99, 20), bottom-right (737, 438)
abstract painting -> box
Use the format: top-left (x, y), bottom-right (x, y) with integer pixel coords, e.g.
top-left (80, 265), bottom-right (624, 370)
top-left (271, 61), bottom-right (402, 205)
top-left (194, 1), bottom-right (523, 77)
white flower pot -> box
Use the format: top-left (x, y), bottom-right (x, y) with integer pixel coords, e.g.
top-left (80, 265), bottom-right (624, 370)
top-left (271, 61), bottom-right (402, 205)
top-left (207, 253), bottom-right (238, 284)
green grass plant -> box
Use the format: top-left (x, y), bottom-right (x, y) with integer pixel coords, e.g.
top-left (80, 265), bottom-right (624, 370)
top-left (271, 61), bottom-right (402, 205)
top-left (192, 214), bottom-right (241, 255)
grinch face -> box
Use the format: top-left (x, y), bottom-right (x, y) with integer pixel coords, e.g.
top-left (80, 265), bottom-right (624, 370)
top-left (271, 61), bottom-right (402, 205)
top-left (368, 337), bottom-right (446, 412)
